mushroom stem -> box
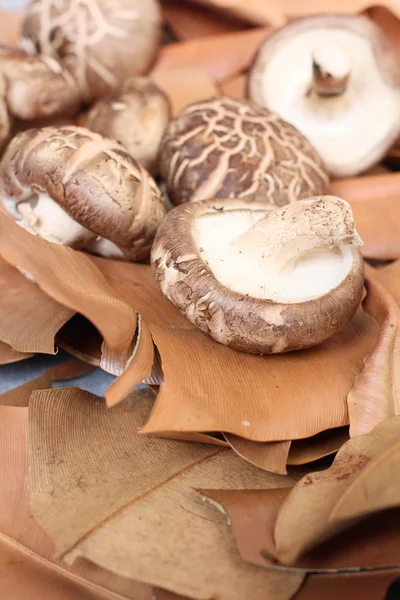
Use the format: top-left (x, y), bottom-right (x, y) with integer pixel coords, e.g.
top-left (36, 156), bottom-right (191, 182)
top-left (233, 196), bottom-right (362, 271)
top-left (311, 43), bottom-right (351, 96)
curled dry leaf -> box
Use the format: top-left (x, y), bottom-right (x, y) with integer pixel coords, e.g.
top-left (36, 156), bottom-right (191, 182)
top-left (223, 435), bottom-right (291, 475)
top-left (0, 215), bottom-right (137, 352)
top-left (294, 570), bottom-right (400, 600)
top-left (29, 386), bottom-right (305, 600)
top-left (189, 0), bottom-right (287, 26)
top-left (0, 255), bottom-right (73, 354)
top-left (276, 0), bottom-right (400, 19)
top-left (155, 28), bottom-right (271, 84)
top-left (330, 173), bottom-right (400, 260)
top-left (366, 6), bottom-right (400, 57)
top-left (288, 428), bottom-right (350, 466)
top-left (57, 315), bottom-right (102, 367)
top-left (0, 340), bottom-right (32, 365)
top-left (274, 416), bottom-right (400, 565)
top-left (347, 277), bottom-right (400, 437)
top-left (218, 74), bottom-right (247, 99)
top-left (151, 66), bottom-right (218, 116)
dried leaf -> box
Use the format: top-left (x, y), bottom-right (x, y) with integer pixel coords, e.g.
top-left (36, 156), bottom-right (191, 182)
top-left (0, 341), bottom-right (32, 365)
top-left (152, 66), bottom-right (218, 116)
top-left (295, 570), bottom-right (400, 600)
top-left (218, 74), bottom-right (248, 99)
top-left (0, 9), bottom-right (22, 47)
top-left (371, 259), bottom-right (400, 308)
top-left (155, 28), bottom-right (270, 84)
top-left (0, 256), bottom-right (73, 354)
top-left (57, 315), bottom-right (102, 367)
top-left (161, 0), bottom-right (245, 40)
top-left (224, 435), bottom-right (291, 475)
top-left (330, 174), bottom-right (400, 260)
top-left (348, 278), bottom-right (400, 437)
top-left (150, 430), bottom-right (230, 446)
top-left (190, 0), bottom-right (287, 26)
top-left (29, 387), bottom-right (305, 600)
top-left (0, 215), bottom-right (137, 352)
top-left (288, 428), bottom-right (350, 466)
top-left (366, 6), bottom-right (400, 57)
top-left (276, 0), bottom-right (400, 19)
top-left (274, 416), bottom-right (400, 565)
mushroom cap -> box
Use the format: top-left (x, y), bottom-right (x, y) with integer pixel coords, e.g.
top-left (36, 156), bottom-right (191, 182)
top-left (85, 77), bottom-right (171, 174)
top-left (0, 46), bottom-right (81, 120)
top-left (159, 96), bottom-right (329, 207)
top-left (0, 73), bottom-right (10, 149)
top-left (0, 125), bottom-right (166, 261)
top-left (151, 197), bottom-right (364, 354)
top-left (249, 14), bottom-right (400, 178)
top-left (21, 0), bottom-right (162, 103)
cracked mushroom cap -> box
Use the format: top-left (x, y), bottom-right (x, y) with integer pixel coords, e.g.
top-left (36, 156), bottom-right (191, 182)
top-left (0, 46), bottom-right (81, 121)
top-left (21, 0), bottom-right (162, 103)
top-left (151, 196), bottom-right (364, 354)
top-left (85, 77), bottom-right (171, 174)
top-left (0, 125), bottom-right (166, 262)
top-left (249, 15), bottom-right (400, 178)
top-left (159, 97), bottom-right (329, 206)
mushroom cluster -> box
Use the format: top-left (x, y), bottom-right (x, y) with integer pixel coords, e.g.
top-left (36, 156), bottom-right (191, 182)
top-left (85, 77), bottom-right (171, 174)
top-left (249, 15), bottom-right (400, 177)
top-left (152, 196), bottom-right (364, 353)
top-left (0, 126), bottom-right (166, 261)
top-left (20, 0), bottom-right (162, 103)
top-left (160, 96), bottom-right (329, 206)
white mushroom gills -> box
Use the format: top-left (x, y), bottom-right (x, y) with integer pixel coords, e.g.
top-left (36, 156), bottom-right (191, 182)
top-left (312, 43), bottom-right (351, 96)
top-left (195, 196), bottom-right (362, 303)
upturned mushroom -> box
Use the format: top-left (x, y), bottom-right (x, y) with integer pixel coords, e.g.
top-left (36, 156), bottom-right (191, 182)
top-left (0, 46), bottom-right (81, 122)
top-left (152, 196), bottom-right (364, 353)
top-left (249, 15), bottom-right (400, 178)
top-left (20, 0), bottom-right (162, 103)
top-left (85, 77), bottom-right (171, 174)
top-left (159, 97), bottom-right (329, 206)
top-left (0, 125), bottom-right (166, 261)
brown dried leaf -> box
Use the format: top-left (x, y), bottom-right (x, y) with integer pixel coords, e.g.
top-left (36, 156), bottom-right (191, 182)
top-left (218, 74), bottom-right (248, 99)
top-left (0, 9), bottom-right (22, 47)
top-left (224, 435), bottom-right (291, 475)
top-left (330, 174), bottom-right (400, 260)
top-left (348, 278), bottom-right (400, 437)
top-left (155, 28), bottom-right (270, 84)
top-left (161, 0), bottom-right (245, 40)
top-left (190, 0), bottom-right (287, 26)
top-left (29, 387), bottom-right (305, 600)
top-left (57, 315), bottom-right (102, 367)
top-left (0, 340), bottom-right (32, 365)
top-left (149, 430), bottom-right (230, 446)
top-left (0, 255), bottom-right (73, 354)
top-left (294, 571), bottom-right (400, 600)
top-left (152, 66), bottom-right (218, 116)
top-left (366, 6), bottom-right (400, 57)
top-left (274, 416), bottom-right (400, 565)
top-left (288, 428), bottom-right (350, 466)
top-left (0, 215), bottom-right (137, 352)
top-left (276, 0), bottom-right (400, 19)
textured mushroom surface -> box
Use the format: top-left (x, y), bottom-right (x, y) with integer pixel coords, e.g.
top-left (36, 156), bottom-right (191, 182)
top-left (0, 126), bottom-right (166, 262)
top-left (86, 77), bottom-right (171, 174)
top-left (21, 0), bottom-right (162, 103)
top-left (249, 15), bottom-right (400, 178)
top-left (152, 196), bottom-right (364, 353)
top-left (160, 97), bottom-right (329, 206)
top-left (0, 46), bottom-right (81, 121)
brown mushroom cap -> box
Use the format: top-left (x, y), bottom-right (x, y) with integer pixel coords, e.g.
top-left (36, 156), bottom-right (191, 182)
top-left (0, 125), bottom-right (166, 262)
top-left (249, 15), bottom-right (400, 178)
top-left (21, 0), bottom-right (162, 103)
top-left (85, 77), bottom-right (171, 174)
top-left (151, 196), bottom-right (364, 354)
top-left (0, 46), bottom-right (81, 121)
top-left (159, 96), bottom-right (329, 207)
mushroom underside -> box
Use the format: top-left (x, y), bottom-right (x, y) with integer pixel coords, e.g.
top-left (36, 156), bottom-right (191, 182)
top-left (2, 192), bottom-right (125, 259)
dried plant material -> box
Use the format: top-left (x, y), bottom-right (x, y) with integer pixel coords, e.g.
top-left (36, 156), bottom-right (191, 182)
top-left (219, 74), bottom-right (248, 99)
top-left (150, 430), bottom-right (229, 447)
top-left (57, 316), bottom-right (102, 367)
top-left (0, 341), bottom-right (32, 365)
top-left (191, 0), bottom-right (287, 26)
top-left (274, 416), bottom-right (400, 565)
top-left (29, 387), bottom-right (305, 600)
top-left (295, 570), bottom-right (400, 600)
top-left (276, 0), bottom-right (400, 19)
top-left (288, 428), bottom-right (350, 466)
top-left (224, 435), bottom-right (291, 474)
top-left (155, 28), bottom-right (271, 84)
top-left (141, 312), bottom-right (376, 441)
top-left (366, 6), bottom-right (400, 57)
top-left (330, 174), bottom-right (400, 260)
top-left (105, 320), bottom-right (155, 408)
top-left (348, 278), bottom-right (400, 437)
top-left (152, 66), bottom-right (218, 116)
top-left (161, 0), bottom-right (245, 40)
top-left (0, 256), bottom-right (73, 354)
top-left (0, 10), bottom-right (22, 47)
top-left (0, 215), bottom-right (137, 352)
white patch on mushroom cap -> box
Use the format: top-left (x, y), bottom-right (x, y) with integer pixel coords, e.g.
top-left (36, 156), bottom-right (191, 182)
top-left (251, 28), bottom-right (400, 176)
top-left (195, 206), bottom-right (357, 304)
